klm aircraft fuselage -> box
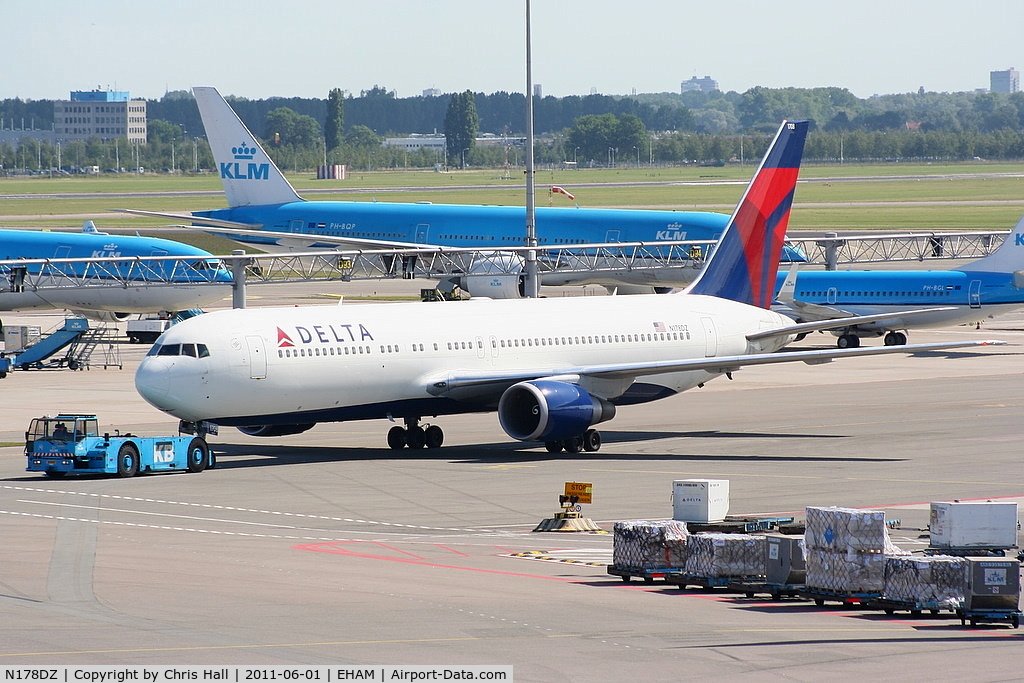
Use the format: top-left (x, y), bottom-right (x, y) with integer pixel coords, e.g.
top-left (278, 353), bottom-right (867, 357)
top-left (193, 201), bottom-right (731, 250)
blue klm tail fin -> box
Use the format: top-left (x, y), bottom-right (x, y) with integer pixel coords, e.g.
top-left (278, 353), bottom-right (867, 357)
top-left (685, 120), bottom-right (809, 308)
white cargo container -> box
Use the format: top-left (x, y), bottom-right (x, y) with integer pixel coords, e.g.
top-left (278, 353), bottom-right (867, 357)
top-left (672, 479), bottom-right (729, 523)
top-left (929, 501), bottom-right (1018, 549)
top-left (3, 325), bottom-right (41, 352)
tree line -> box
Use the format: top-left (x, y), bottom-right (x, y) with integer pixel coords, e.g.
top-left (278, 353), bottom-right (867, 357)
top-left (3, 86), bottom-right (1024, 173)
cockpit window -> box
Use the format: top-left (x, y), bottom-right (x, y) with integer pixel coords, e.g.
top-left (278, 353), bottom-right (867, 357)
top-left (146, 343), bottom-right (210, 358)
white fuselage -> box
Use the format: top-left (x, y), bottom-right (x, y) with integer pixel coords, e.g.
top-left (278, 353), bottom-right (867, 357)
top-left (135, 294), bottom-right (792, 427)
top-left (0, 279), bottom-right (230, 314)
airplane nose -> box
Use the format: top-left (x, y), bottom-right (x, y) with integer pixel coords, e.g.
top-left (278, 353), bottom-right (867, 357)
top-left (134, 358), bottom-right (178, 413)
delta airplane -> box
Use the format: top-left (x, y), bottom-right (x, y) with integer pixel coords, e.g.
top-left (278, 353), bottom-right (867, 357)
top-left (0, 221), bottom-right (232, 321)
top-left (134, 121), bottom-right (1002, 453)
top-left (118, 86), bottom-right (802, 297)
top-left (774, 216), bottom-right (1024, 347)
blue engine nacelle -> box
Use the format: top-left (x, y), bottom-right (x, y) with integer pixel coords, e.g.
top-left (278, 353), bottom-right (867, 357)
top-left (497, 380), bottom-right (616, 442)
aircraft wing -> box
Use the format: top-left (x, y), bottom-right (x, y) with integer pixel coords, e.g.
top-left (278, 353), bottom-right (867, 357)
top-left (748, 307), bottom-right (958, 342)
top-left (426, 339), bottom-right (1005, 398)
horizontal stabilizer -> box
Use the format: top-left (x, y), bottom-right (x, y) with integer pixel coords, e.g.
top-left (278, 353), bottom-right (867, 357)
top-left (112, 208), bottom-right (263, 231)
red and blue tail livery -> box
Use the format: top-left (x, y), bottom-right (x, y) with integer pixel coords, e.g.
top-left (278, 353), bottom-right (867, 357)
top-left (686, 120), bottom-right (809, 308)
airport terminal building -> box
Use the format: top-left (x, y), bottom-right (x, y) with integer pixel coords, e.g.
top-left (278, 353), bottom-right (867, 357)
top-left (52, 90), bottom-right (147, 143)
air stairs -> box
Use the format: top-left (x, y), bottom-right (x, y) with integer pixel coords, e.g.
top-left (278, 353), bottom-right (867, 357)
top-left (7, 318), bottom-right (119, 371)
top-left (66, 324), bottom-right (121, 370)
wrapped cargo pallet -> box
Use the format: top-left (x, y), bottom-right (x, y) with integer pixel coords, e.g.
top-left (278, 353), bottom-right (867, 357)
top-left (805, 548), bottom-right (889, 593)
top-left (684, 533), bottom-right (765, 578)
top-left (805, 506), bottom-right (892, 552)
top-left (883, 555), bottom-right (967, 607)
top-left (612, 520), bottom-right (688, 570)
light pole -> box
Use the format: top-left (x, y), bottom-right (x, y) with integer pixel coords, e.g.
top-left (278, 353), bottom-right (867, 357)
top-left (633, 146), bottom-right (639, 168)
top-left (574, 146), bottom-right (579, 164)
top-left (461, 148), bottom-right (468, 169)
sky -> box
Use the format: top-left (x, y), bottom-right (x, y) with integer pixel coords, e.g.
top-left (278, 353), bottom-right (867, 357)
top-left (5, 0), bottom-right (1022, 102)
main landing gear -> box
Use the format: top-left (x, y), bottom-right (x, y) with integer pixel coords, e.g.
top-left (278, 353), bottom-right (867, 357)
top-left (387, 417), bottom-right (444, 450)
top-left (883, 331), bottom-right (908, 346)
top-left (836, 331), bottom-right (908, 348)
top-left (544, 429), bottom-right (602, 453)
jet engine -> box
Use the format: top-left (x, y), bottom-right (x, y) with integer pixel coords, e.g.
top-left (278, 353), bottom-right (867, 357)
top-left (71, 309), bottom-right (132, 322)
top-left (237, 423), bottom-right (316, 437)
top-left (497, 380), bottom-right (616, 442)
top-left (455, 251), bottom-right (525, 299)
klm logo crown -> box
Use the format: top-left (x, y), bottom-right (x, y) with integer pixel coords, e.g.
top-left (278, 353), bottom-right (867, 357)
top-left (232, 143), bottom-right (257, 160)
top-left (221, 142), bottom-right (270, 181)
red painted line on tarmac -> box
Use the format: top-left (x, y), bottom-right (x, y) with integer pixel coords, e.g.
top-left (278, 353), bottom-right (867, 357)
top-left (366, 541), bottom-right (425, 560)
top-left (434, 544), bottom-right (471, 557)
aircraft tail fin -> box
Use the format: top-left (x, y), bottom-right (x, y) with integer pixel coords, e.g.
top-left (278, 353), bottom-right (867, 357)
top-left (684, 120), bottom-right (809, 308)
top-left (956, 214), bottom-right (1024, 274)
top-left (193, 86), bottom-right (303, 208)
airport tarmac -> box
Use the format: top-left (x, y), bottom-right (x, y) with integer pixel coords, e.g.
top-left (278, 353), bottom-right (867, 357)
top-left (0, 282), bottom-right (1022, 679)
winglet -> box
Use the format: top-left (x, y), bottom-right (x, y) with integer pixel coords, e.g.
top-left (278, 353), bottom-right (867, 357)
top-left (685, 120), bottom-right (809, 307)
top-left (776, 265), bottom-right (800, 304)
top-left (192, 86), bottom-right (303, 208)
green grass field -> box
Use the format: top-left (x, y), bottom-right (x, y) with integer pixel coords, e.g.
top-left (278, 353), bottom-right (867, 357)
top-left (2, 161), bottom-right (1023, 240)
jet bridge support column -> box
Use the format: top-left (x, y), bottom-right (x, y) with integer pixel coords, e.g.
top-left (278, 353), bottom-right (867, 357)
top-left (817, 232), bottom-right (843, 271)
top-left (228, 250), bottom-right (249, 309)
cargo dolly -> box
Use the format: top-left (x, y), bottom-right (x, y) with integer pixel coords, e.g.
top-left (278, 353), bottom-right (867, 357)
top-left (728, 580), bottom-right (804, 600)
top-left (800, 587), bottom-right (881, 607)
top-left (956, 607), bottom-right (1021, 629)
top-left (606, 566), bottom-right (687, 584)
top-left (664, 574), bottom-right (762, 591)
top-left (685, 515), bottom-right (800, 534)
top-left (874, 597), bottom-right (957, 617)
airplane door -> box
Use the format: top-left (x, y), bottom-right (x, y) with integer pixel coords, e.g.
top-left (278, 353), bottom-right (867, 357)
top-left (605, 229), bottom-right (621, 243)
top-left (416, 224), bottom-right (430, 243)
top-left (289, 219), bottom-right (304, 232)
top-left (245, 335), bottom-right (267, 379)
top-left (701, 317), bottom-right (718, 357)
top-left (969, 280), bottom-right (982, 308)
top-left (827, 287), bottom-right (838, 305)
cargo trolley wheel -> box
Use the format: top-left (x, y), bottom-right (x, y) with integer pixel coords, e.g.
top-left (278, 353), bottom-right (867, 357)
top-left (186, 437), bottom-right (208, 473)
top-left (117, 443), bottom-right (139, 478)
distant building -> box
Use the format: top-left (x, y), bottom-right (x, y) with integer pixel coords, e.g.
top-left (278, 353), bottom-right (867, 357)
top-left (681, 76), bottom-right (719, 94)
top-left (990, 68), bottom-right (1020, 93)
top-left (383, 133), bottom-right (446, 152)
top-left (53, 90), bottom-right (147, 142)
top-left (533, 84), bottom-right (543, 98)
top-left (421, 88), bottom-right (441, 98)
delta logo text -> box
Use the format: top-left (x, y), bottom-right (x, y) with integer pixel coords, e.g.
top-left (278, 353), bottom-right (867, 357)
top-left (220, 142), bottom-right (269, 180)
top-left (277, 323), bottom-right (375, 348)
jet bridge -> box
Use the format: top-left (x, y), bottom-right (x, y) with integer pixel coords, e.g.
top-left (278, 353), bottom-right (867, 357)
top-left (0, 231), bottom-right (1009, 310)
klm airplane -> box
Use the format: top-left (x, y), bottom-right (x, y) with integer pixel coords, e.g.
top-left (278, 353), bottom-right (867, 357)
top-left (773, 216), bottom-right (1024, 347)
top-left (0, 222), bottom-right (232, 321)
top-left (120, 86), bottom-right (802, 297)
